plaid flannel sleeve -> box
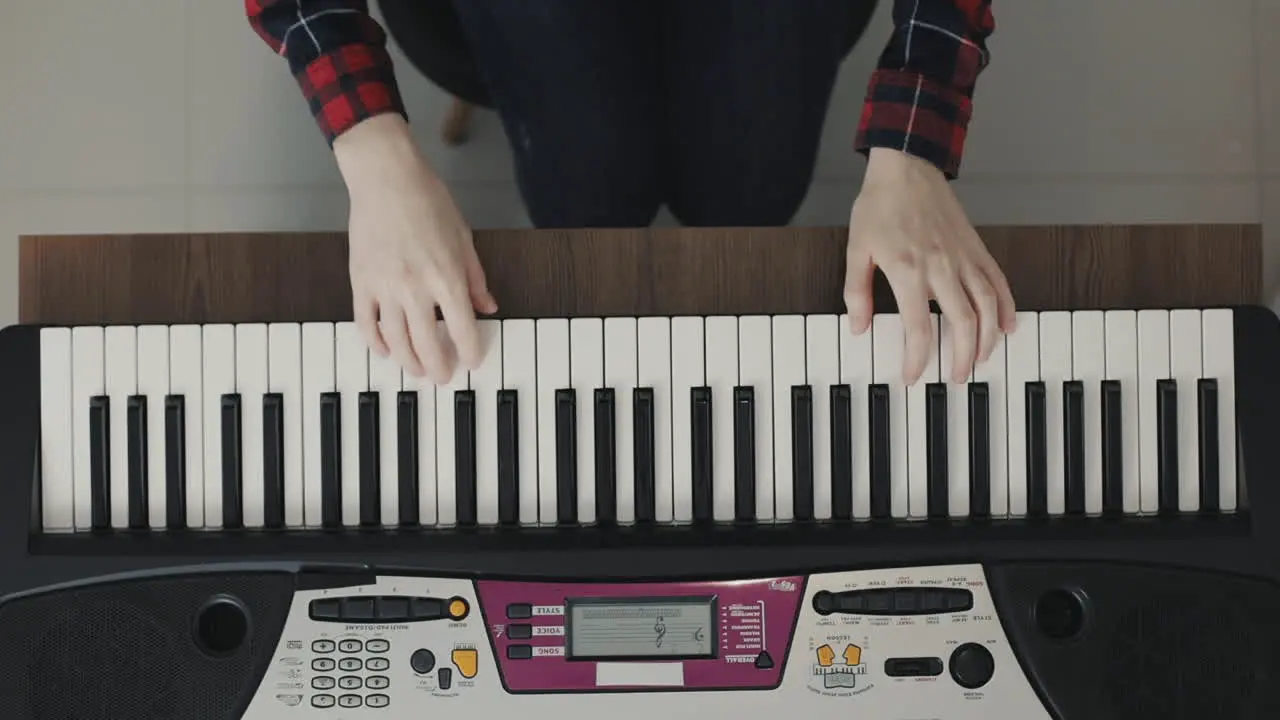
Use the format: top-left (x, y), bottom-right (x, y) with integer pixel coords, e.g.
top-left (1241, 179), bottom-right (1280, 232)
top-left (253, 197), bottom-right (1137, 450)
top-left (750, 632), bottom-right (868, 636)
top-left (246, 0), bottom-right (407, 146)
top-left (855, 0), bottom-right (995, 179)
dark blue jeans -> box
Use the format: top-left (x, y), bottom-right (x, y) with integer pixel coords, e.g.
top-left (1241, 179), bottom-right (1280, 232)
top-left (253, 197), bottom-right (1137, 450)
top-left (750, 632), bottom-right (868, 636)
top-left (451, 0), bottom-right (859, 228)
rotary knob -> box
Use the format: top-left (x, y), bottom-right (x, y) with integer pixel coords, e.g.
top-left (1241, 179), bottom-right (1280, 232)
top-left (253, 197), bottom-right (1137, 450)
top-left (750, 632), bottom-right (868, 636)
top-left (948, 643), bottom-right (995, 689)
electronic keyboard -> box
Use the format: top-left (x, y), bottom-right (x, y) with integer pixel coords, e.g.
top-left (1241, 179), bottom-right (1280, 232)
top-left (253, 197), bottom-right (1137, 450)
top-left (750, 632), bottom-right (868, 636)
top-left (2, 306), bottom-right (1280, 719)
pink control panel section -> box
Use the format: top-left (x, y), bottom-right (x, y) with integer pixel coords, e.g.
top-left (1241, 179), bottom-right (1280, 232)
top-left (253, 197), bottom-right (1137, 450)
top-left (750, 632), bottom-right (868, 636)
top-left (474, 576), bottom-right (806, 692)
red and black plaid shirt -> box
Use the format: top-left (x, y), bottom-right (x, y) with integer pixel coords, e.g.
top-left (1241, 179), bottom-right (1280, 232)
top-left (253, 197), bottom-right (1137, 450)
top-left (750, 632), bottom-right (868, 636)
top-left (246, 0), bottom-right (992, 178)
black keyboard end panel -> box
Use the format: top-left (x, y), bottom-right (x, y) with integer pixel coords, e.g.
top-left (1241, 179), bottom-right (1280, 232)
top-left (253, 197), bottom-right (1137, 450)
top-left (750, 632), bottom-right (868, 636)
top-left (986, 560), bottom-right (1280, 719)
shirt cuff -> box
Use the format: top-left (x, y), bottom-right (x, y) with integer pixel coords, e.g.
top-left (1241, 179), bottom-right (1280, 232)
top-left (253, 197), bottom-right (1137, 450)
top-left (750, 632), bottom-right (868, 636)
top-left (854, 69), bottom-right (974, 180)
top-left (295, 43), bottom-right (409, 146)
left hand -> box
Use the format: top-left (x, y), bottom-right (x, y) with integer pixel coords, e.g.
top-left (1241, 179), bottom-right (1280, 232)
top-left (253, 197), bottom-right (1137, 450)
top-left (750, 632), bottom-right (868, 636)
top-left (844, 148), bottom-right (1017, 385)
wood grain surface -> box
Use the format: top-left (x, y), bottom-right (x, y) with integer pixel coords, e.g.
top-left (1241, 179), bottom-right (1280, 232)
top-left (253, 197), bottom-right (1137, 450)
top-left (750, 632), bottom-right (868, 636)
top-left (17, 225), bottom-right (1261, 325)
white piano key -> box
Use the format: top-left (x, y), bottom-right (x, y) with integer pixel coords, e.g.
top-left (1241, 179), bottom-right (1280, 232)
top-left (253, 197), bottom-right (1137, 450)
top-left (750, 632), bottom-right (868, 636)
top-left (470, 320), bottom-right (502, 525)
top-left (535, 319), bottom-right (569, 525)
top-left (705, 316), bottom-right (739, 522)
top-left (938, 318), bottom-right (969, 518)
top-left (907, 315), bottom-right (939, 519)
top-left (104, 326), bottom-right (136, 530)
top-left (267, 323), bottom-right (304, 528)
top-left (136, 326), bottom-right (169, 529)
top-left (40, 328), bottom-right (74, 531)
top-left (71, 326), bottom-right (104, 531)
top-left (436, 327), bottom-right (467, 528)
top-left (1071, 311), bottom-right (1106, 515)
top-left (1169, 309), bottom-right (1202, 513)
top-left (501, 319), bottom-right (539, 524)
top-left (1103, 311), bottom-right (1140, 514)
top-left (401, 344), bottom-right (438, 525)
top-left (1039, 312), bottom-right (1072, 516)
top-left (771, 315), bottom-right (806, 521)
top-left (570, 318), bottom-right (603, 524)
top-left (1004, 311), bottom-right (1040, 517)
top-left (169, 325), bottom-right (204, 528)
top-left (301, 323), bottom-right (335, 528)
top-left (368, 339), bottom-right (404, 526)
top-left (637, 318), bottom-right (674, 523)
top-left (973, 328), bottom-right (1008, 517)
top-left (671, 317), bottom-right (704, 523)
top-left (1201, 309), bottom-right (1237, 511)
top-left (604, 318), bottom-right (638, 524)
top-left (201, 325), bottom-right (235, 529)
top-left (1137, 310), bottom-right (1170, 514)
top-left (235, 324), bottom-right (269, 528)
top-left (871, 314), bottom-right (909, 519)
top-left (805, 314), bottom-right (839, 520)
top-left (838, 315), bottom-right (873, 520)
top-left (335, 322), bottom-right (367, 527)
top-left (739, 316), bottom-right (774, 521)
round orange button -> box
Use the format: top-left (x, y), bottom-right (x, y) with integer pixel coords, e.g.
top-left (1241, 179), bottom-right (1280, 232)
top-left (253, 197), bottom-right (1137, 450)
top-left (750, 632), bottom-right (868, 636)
top-left (447, 597), bottom-right (470, 620)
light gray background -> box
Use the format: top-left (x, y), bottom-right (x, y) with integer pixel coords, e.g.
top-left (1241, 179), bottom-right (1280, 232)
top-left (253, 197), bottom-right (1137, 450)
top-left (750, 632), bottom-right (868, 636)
top-left (1, 0), bottom-right (1276, 326)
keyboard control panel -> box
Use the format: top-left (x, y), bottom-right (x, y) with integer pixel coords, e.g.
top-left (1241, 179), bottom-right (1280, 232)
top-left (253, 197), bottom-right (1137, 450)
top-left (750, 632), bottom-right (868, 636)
top-left (241, 563), bottom-right (1052, 718)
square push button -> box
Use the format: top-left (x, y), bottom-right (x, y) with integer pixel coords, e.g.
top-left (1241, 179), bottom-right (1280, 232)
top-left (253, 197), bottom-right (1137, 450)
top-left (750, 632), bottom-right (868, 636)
top-left (376, 596), bottom-right (410, 621)
top-left (506, 603), bottom-right (533, 619)
top-left (309, 599), bottom-right (341, 621)
top-left (507, 624), bottom-right (534, 640)
top-left (507, 644), bottom-right (534, 660)
top-left (341, 598), bottom-right (376, 621)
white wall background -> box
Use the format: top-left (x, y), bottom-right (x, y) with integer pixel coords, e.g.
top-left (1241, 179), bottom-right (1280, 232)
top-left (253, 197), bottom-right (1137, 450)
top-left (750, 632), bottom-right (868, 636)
top-left (0, 0), bottom-right (1275, 327)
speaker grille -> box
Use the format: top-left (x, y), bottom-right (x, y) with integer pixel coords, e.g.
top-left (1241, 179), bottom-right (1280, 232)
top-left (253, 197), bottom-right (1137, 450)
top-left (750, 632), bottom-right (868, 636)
top-left (0, 572), bottom-right (294, 720)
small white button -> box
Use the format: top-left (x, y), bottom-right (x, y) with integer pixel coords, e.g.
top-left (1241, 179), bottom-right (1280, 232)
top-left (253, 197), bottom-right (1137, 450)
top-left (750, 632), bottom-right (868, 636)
top-left (366, 657), bottom-right (390, 671)
top-left (339, 694), bottom-right (362, 708)
top-left (367, 694), bottom-right (390, 708)
top-left (311, 657), bottom-right (335, 671)
top-left (338, 657), bottom-right (362, 672)
top-left (311, 640), bottom-right (335, 653)
top-left (338, 676), bottom-right (362, 690)
top-left (366, 639), bottom-right (391, 653)
top-left (311, 695), bottom-right (335, 708)
top-left (339, 639), bottom-right (363, 653)
top-left (311, 677), bottom-right (335, 690)
top-left (366, 676), bottom-right (389, 689)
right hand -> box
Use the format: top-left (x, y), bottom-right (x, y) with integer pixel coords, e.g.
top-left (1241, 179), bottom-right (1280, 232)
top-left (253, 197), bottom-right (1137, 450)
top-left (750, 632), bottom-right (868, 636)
top-left (335, 115), bottom-right (498, 382)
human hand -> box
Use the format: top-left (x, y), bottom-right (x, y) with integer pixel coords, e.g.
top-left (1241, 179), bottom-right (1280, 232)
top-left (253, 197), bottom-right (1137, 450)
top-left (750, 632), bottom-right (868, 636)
top-left (844, 148), bottom-right (1016, 385)
top-left (335, 115), bottom-right (497, 382)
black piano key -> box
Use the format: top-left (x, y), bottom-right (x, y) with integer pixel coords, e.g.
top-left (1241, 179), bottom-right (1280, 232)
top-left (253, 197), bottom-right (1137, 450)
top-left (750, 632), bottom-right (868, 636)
top-left (1156, 379), bottom-right (1179, 514)
top-left (691, 387), bottom-right (714, 522)
top-left (163, 395), bottom-right (187, 529)
top-left (869, 384), bottom-right (891, 520)
top-left (89, 396), bottom-right (111, 531)
top-left (594, 389), bottom-right (618, 524)
top-left (967, 383), bottom-right (991, 519)
top-left (830, 384), bottom-right (853, 521)
top-left (455, 390), bottom-right (478, 527)
top-left (791, 385), bottom-right (814, 522)
top-left (126, 395), bottom-right (148, 530)
top-left (1025, 382), bottom-right (1048, 517)
top-left (263, 393), bottom-right (286, 529)
top-left (555, 389), bottom-right (578, 525)
top-left (1101, 380), bottom-right (1124, 515)
top-left (497, 389), bottom-right (520, 526)
top-left (1063, 381), bottom-right (1086, 516)
top-left (220, 393), bottom-right (244, 530)
top-left (396, 391), bottom-right (420, 526)
top-left (925, 383), bottom-right (948, 520)
top-left (733, 386), bottom-right (756, 523)
top-left (319, 392), bottom-right (342, 529)
top-left (357, 392), bottom-right (381, 527)
top-left (633, 388), bottom-right (656, 523)
top-left (1197, 378), bottom-right (1220, 513)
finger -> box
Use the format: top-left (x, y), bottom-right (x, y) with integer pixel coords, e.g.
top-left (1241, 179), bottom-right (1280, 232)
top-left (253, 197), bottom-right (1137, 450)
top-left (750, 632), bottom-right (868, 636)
top-left (354, 293), bottom-right (389, 357)
top-left (439, 286), bottom-right (485, 370)
top-left (403, 290), bottom-right (453, 384)
top-left (980, 257), bottom-right (1019, 333)
top-left (880, 261), bottom-right (932, 385)
top-left (464, 244), bottom-right (498, 315)
top-left (928, 265), bottom-right (979, 384)
top-left (843, 244), bottom-right (877, 334)
top-left (377, 303), bottom-right (424, 377)
top-left (961, 264), bottom-right (1000, 366)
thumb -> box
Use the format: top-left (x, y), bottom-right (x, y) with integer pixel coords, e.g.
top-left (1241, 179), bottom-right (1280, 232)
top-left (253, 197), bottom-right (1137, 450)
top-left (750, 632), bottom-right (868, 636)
top-left (464, 247), bottom-right (498, 314)
top-left (844, 246), bottom-right (876, 334)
